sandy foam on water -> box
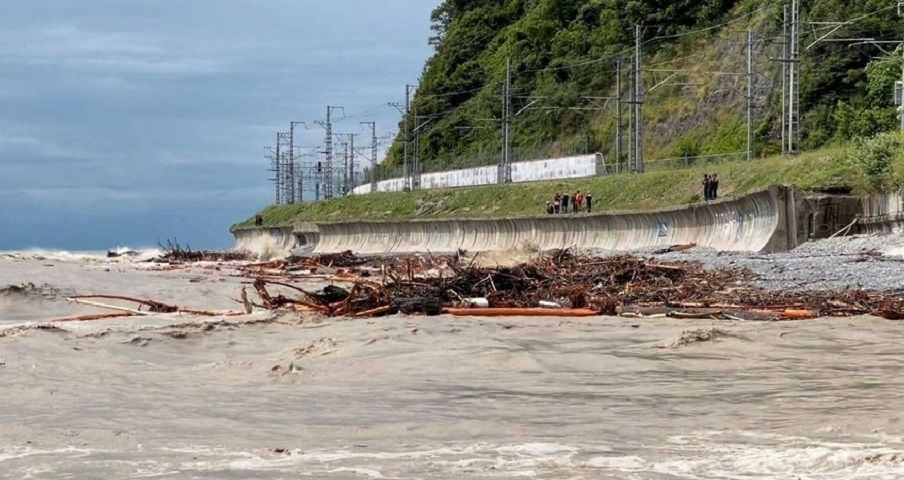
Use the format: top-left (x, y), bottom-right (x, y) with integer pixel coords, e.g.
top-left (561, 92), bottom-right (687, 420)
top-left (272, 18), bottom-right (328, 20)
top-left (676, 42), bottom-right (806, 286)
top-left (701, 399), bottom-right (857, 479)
top-left (6, 435), bottom-right (900, 479)
top-left (0, 247), bottom-right (163, 263)
top-left (2, 255), bottom-right (904, 478)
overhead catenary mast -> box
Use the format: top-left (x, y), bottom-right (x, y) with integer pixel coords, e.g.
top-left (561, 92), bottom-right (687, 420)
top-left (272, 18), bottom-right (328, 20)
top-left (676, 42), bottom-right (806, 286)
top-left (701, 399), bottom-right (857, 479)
top-left (360, 121), bottom-right (378, 190)
top-left (634, 24), bottom-right (644, 172)
top-left (788, 0), bottom-right (800, 154)
top-left (340, 141), bottom-right (349, 194)
top-left (288, 121), bottom-right (306, 202)
top-left (747, 30), bottom-right (755, 161)
top-left (500, 57), bottom-right (513, 184)
top-left (615, 58), bottom-right (623, 171)
top-left (389, 85), bottom-right (416, 190)
top-left (265, 134), bottom-right (281, 204)
top-left (404, 84), bottom-right (415, 190)
top-left (899, 3), bottom-right (904, 132)
top-left (314, 105), bottom-right (344, 200)
top-left (346, 133), bottom-right (358, 193)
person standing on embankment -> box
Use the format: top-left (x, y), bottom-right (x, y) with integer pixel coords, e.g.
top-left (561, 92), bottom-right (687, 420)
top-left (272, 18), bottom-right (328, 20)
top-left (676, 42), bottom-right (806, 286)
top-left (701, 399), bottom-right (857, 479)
top-left (586, 193), bottom-right (593, 213)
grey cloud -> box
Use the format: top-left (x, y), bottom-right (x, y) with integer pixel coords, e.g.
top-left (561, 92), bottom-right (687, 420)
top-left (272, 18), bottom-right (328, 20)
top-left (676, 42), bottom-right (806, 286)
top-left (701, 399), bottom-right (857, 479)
top-left (0, 0), bottom-right (437, 250)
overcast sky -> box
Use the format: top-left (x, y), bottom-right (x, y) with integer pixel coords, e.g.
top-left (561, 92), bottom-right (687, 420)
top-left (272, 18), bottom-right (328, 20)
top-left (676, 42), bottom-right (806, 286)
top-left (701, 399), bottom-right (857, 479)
top-left (0, 0), bottom-right (436, 251)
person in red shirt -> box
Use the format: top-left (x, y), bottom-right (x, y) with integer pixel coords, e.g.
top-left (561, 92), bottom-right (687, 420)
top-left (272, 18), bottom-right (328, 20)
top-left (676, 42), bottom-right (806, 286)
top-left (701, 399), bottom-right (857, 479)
top-left (574, 191), bottom-right (584, 213)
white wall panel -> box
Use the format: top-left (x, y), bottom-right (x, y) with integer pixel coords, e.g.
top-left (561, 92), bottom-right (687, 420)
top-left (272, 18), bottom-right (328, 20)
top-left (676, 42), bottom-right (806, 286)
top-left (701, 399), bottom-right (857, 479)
top-left (350, 154), bottom-right (600, 195)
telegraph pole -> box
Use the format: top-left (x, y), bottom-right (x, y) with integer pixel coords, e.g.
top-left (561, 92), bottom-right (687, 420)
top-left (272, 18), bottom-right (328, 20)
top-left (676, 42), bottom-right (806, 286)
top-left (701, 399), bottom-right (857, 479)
top-left (747, 30), bottom-right (755, 161)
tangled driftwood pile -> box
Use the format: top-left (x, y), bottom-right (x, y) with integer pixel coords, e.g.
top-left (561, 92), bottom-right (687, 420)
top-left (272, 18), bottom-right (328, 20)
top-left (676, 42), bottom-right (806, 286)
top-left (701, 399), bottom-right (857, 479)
top-left (250, 249), bottom-right (904, 321)
top-left (51, 248), bottom-right (904, 322)
top-left (154, 239), bottom-right (251, 263)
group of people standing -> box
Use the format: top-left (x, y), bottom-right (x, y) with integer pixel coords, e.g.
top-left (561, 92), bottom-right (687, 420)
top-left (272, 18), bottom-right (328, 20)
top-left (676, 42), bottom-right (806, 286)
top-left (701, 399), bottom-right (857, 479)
top-left (703, 174), bottom-right (720, 201)
top-left (547, 191), bottom-right (593, 214)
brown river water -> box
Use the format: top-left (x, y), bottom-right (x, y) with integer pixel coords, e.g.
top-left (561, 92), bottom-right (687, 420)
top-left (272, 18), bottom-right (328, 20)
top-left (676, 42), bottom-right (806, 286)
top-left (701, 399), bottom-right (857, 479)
top-left (1, 252), bottom-right (903, 479)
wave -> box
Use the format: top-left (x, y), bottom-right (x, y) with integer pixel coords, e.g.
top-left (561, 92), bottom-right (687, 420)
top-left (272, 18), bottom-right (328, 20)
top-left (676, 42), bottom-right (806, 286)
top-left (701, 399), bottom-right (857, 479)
top-left (0, 247), bottom-right (163, 263)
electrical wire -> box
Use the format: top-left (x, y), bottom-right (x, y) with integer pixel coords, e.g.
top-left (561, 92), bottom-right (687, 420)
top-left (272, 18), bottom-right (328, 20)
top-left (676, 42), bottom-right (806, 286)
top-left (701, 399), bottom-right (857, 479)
top-left (647, 4), bottom-right (773, 41)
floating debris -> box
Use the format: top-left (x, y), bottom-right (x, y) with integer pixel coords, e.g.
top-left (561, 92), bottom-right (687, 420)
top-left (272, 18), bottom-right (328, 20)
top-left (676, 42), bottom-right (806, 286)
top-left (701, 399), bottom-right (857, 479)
top-left (659, 327), bottom-right (734, 348)
top-left (247, 249), bottom-right (904, 320)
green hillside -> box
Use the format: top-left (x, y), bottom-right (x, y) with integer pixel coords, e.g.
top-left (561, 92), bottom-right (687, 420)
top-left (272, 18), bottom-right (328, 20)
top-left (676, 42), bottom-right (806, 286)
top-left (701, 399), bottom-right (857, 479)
top-left (375, 0), bottom-right (904, 175)
top-left (237, 133), bottom-right (904, 228)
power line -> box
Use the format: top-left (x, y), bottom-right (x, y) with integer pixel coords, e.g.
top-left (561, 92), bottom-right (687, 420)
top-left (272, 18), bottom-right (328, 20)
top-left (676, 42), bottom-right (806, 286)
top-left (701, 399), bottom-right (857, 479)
top-left (648, 5), bottom-right (770, 41)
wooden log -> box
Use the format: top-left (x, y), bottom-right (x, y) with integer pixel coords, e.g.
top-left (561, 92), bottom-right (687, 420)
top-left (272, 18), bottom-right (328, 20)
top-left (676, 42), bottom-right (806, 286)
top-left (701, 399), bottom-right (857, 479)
top-left (442, 307), bottom-right (598, 317)
top-left (48, 312), bottom-right (139, 323)
top-left (783, 309), bottom-right (820, 320)
top-left (352, 305), bottom-right (393, 318)
top-left (68, 295), bottom-right (178, 313)
top-left (68, 298), bottom-right (151, 316)
top-left (178, 308), bottom-right (244, 317)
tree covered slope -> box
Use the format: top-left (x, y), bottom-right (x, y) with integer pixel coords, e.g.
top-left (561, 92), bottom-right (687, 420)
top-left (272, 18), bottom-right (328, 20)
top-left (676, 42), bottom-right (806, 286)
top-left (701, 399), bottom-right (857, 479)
top-left (379, 0), bottom-right (904, 174)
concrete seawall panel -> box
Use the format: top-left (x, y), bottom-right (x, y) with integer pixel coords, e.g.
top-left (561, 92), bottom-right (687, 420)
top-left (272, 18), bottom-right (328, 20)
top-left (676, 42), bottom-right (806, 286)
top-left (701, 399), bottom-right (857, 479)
top-left (232, 227), bottom-right (296, 259)
top-left (312, 187), bottom-right (787, 254)
top-left (234, 187), bottom-right (796, 257)
top-left (856, 191), bottom-right (904, 234)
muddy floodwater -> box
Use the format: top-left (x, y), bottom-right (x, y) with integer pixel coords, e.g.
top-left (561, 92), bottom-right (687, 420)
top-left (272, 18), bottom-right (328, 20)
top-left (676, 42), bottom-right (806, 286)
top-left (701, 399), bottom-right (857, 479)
top-left (1, 253), bottom-right (904, 478)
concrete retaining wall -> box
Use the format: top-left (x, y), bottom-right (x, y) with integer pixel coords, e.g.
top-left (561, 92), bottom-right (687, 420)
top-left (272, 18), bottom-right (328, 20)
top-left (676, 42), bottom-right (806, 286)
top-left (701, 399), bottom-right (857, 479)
top-left (352, 154), bottom-right (601, 195)
top-left (857, 191), bottom-right (904, 234)
top-left (232, 227), bottom-right (296, 260)
top-left (234, 186), bottom-right (798, 257)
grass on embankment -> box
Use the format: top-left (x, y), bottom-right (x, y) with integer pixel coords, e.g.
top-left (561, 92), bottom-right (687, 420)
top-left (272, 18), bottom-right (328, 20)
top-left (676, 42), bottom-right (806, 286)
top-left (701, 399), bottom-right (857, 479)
top-left (236, 133), bottom-right (904, 229)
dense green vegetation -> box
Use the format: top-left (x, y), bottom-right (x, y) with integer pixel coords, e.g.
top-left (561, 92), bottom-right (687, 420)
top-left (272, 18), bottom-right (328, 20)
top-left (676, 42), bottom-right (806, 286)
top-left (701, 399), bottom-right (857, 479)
top-left (237, 133), bottom-right (904, 228)
top-left (376, 0), bottom-right (904, 174)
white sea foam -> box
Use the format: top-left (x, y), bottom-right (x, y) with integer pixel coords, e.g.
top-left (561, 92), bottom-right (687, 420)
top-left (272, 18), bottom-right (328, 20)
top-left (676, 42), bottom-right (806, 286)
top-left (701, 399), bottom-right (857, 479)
top-left (587, 431), bottom-right (904, 479)
top-left (44, 437), bottom-right (904, 478)
top-left (0, 247), bottom-right (163, 263)
top-left (0, 446), bottom-right (106, 464)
